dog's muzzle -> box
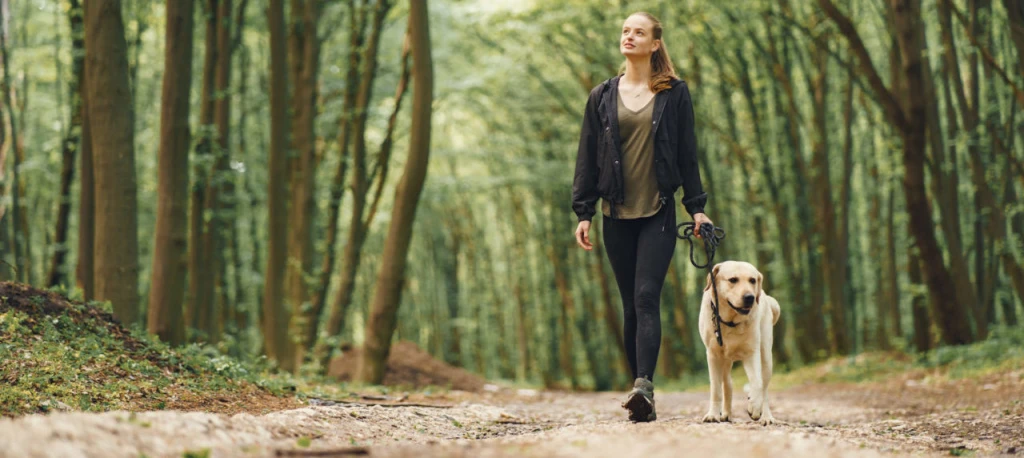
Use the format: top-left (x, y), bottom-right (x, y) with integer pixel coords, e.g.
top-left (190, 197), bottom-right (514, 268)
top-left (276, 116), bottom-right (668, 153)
top-left (728, 299), bottom-right (752, 315)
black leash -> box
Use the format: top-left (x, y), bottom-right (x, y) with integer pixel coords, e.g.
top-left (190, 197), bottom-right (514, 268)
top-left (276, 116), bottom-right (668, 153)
top-left (677, 221), bottom-right (731, 346)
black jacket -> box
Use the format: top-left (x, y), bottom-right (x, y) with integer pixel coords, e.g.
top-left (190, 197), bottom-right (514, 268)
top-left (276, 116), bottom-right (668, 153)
top-left (572, 75), bottom-right (707, 222)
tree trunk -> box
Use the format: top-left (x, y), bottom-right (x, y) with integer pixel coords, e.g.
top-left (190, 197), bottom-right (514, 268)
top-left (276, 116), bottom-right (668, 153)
top-left (807, 33), bottom-right (851, 354)
top-left (263, 0), bottom-right (294, 366)
top-left (85, 0), bottom-right (140, 325)
top-left (1005, 0), bottom-right (1024, 76)
top-left (196, 0), bottom-right (236, 344)
top-left (819, 0), bottom-right (976, 345)
top-left (47, 0), bottom-right (86, 288)
top-left (308, 0), bottom-right (363, 362)
top-left (285, 0), bottom-right (322, 369)
top-left (321, 0), bottom-right (392, 364)
top-left (188, 0), bottom-right (219, 335)
top-left (358, 0), bottom-right (433, 384)
top-left (890, 0), bottom-right (974, 345)
top-left (146, 0), bottom-right (194, 345)
top-left (909, 251), bottom-right (931, 351)
top-left (885, 186), bottom-right (903, 337)
top-left (77, 70), bottom-right (95, 301)
top-left (0, 0), bottom-right (25, 285)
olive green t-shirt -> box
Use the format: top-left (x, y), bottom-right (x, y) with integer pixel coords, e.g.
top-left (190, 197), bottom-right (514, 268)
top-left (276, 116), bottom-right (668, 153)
top-left (602, 92), bottom-right (662, 219)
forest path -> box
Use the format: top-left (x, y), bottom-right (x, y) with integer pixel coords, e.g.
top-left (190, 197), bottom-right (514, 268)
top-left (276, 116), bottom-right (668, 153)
top-left (1, 368), bottom-right (1021, 457)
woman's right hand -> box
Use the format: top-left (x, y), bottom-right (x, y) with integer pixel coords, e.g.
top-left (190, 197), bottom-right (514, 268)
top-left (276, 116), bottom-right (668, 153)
top-left (575, 221), bottom-right (593, 251)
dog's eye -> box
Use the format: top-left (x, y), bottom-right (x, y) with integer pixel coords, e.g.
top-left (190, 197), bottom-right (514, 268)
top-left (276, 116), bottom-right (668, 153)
top-left (749, 278), bottom-right (756, 284)
top-left (728, 277), bottom-right (738, 284)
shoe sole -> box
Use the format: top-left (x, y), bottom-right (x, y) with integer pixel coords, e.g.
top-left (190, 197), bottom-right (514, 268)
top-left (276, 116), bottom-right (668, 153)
top-left (624, 393), bottom-right (655, 422)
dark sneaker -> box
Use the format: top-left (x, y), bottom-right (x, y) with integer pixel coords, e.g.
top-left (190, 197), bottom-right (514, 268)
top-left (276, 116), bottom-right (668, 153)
top-left (622, 377), bottom-right (656, 422)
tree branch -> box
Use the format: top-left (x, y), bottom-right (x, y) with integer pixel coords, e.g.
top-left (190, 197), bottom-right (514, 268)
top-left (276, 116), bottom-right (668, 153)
top-left (816, 0), bottom-right (907, 131)
top-left (948, 0), bottom-right (1024, 106)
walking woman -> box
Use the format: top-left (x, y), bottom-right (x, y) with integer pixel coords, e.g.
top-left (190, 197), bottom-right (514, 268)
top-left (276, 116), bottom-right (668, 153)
top-left (571, 12), bottom-right (712, 422)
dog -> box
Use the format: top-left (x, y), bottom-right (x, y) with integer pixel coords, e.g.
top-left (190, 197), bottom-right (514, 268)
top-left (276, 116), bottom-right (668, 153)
top-left (698, 261), bottom-right (781, 426)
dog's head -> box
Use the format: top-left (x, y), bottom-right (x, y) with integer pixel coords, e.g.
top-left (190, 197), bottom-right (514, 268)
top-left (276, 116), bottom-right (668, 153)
top-left (704, 261), bottom-right (763, 322)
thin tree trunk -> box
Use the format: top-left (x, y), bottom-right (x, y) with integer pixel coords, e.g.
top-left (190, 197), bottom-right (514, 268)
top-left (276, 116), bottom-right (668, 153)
top-left (308, 0), bottom-right (364, 362)
top-left (84, 0), bottom-right (140, 325)
top-left (77, 69), bottom-right (94, 301)
top-left (885, 185), bottom-right (903, 337)
top-left (189, 0), bottom-right (219, 335)
top-left (0, 0), bottom-right (24, 285)
top-left (358, 0), bottom-right (433, 384)
top-left (47, 0), bottom-right (86, 288)
top-left (889, 0), bottom-right (974, 344)
top-left (909, 251), bottom-right (931, 351)
top-left (1005, 0), bottom-right (1024, 76)
top-left (819, 0), bottom-right (975, 344)
top-left (321, 0), bottom-right (392, 364)
top-left (199, 0), bottom-right (234, 344)
top-left (285, 0), bottom-right (322, 369)
top-left (147, 0), bottom-right (194, 345)
top-left (263, 0), bottom-right (294, 366)
top-left (937, 0), bottom-right (989, 339)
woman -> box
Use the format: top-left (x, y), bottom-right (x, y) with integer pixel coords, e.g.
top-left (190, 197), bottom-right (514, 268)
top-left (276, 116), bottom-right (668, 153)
top-left (571, 11), bottom-right (712, 422)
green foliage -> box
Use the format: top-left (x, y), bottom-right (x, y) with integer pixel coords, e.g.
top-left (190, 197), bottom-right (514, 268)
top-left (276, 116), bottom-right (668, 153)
top-left (0, 285), bottom-right (294, 417)
top-left (772, 327), bottom-right (1024, 388)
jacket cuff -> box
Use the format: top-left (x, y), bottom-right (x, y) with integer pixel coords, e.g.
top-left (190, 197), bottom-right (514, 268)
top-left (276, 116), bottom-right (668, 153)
top-left (682, 192), bottom-right (707, 217)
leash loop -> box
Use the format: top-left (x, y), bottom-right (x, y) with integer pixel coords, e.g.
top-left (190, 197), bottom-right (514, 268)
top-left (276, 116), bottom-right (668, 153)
top-left (677, 221), bottom-right (729, 346)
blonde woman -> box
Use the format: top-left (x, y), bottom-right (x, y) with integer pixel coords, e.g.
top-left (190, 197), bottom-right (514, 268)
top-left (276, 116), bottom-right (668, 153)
top-left (572, 12), bottom-right (712, 422)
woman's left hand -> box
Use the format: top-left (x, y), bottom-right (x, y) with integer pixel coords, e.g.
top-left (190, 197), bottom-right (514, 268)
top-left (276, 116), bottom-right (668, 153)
top-left (692, 213), bottom-right (713, 238)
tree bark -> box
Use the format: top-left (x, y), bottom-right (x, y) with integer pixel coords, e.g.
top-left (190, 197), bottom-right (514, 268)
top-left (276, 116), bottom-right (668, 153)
top-left (358, 0), bottom-right (433, 384)
top-left (47, 0), bottom-right (86, 288)
top-left (263, 0), bottom-right (294, 366)
top-left (77, 69), bottom-right (95, 301)
top-left (147, 0), bottom-right (194, 345)
top-left (308, 1), bottom-right (363, 364)
top-left (0, 0), bottom-right (25, 284)
top-left (188, 0), bottom-right (219, 335)
top-left (322, 0), bottom-right (392, 363)
top-left (909, 251), bottom-right (931, 351)
top-left (285, 0), bottom-right (322, 369)
top-left (1005, 0), bottom-right (1024, 76)
top-left (889, 0), bottom-right (974, 344)
top-left (84, 0), bottom-right (140, 325)
top-left (820, 0), bottom-right (975, 344)
top-left (198, 0), bottom-right (235, 344)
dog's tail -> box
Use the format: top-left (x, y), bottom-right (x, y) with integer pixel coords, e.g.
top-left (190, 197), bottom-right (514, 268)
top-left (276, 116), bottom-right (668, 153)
top-left (768, 296), bottom-right (781, 325)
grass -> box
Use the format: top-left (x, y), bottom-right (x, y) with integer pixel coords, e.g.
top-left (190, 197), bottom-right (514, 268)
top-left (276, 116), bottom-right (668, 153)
top-left (0, 282), bottom-right (302, 417)
top-left (772, 326), bottom-right (1024, 388)
top-left (665, 326), bottom-right (1024, 392)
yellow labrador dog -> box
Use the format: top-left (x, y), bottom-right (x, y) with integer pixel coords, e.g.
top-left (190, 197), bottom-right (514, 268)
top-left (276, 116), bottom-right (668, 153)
top-left (699, 261), bottom-right (781, 426)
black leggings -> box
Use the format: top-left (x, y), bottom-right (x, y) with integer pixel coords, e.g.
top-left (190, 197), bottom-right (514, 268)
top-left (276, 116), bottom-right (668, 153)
top-left (602, 204), bottom-right (676, 382)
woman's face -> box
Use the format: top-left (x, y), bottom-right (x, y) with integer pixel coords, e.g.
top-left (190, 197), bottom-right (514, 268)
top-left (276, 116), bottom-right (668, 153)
top-left (620, 14), bottom-right (659, 58)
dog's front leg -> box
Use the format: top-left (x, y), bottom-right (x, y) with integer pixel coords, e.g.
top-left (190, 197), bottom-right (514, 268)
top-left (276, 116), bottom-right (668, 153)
top-left (702, 351), bottom-right (725, 422)
top-left (721, 357), bottom-right (733, 421)
top-left (742, 349), bottom-right (764, 421)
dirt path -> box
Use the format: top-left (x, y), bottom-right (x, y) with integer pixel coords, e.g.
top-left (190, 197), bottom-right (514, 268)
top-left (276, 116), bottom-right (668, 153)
top-left (1, 369), bottom-right (1021, 458)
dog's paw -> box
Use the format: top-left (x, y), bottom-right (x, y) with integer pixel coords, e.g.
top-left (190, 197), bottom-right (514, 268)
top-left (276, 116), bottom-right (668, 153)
top-left (757, 413), bottom-right (775, 426)
top-left (747, 398), bottom-right (763, 421)
top-left (702, 412), bottom-right (724, 423)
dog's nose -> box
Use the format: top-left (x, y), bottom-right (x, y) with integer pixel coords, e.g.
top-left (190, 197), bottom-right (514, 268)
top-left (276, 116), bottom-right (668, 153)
top-left (743, 294), bottom-right (755, 307)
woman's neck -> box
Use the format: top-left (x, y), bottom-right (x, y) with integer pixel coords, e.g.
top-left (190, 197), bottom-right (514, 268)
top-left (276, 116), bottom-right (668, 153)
top-left (622, 57), bottom-right (652, 87)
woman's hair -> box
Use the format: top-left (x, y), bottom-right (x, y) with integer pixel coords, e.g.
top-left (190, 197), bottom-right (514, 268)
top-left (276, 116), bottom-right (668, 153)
top-left (621, 12), bottom-right (678, 93)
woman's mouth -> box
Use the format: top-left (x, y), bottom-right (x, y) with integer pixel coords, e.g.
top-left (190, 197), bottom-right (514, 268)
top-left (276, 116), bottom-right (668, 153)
top-left (624, 43), bottom-right (635, 49)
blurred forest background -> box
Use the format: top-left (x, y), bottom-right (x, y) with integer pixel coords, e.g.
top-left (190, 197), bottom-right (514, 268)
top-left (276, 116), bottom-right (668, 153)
top-left (0, 0), bottom-right (1021, 390)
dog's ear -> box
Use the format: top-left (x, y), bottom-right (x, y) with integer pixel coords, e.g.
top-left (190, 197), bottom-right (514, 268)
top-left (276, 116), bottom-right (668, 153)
top-left (704, 264), bottom-right (721, 292)
top-left (756, 272), bottom-right (763, 304)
